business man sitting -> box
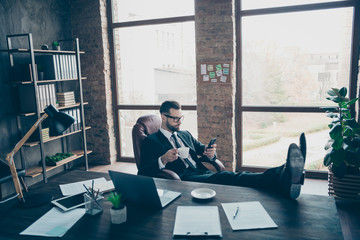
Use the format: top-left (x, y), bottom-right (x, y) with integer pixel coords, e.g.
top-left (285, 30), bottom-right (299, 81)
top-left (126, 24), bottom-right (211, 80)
top-left (139, 100), bottom-right (306, 199)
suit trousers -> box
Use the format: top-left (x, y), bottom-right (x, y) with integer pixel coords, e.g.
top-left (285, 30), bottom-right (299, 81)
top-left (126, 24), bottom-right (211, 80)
top-left (179, 166), bottom-right (283, 192)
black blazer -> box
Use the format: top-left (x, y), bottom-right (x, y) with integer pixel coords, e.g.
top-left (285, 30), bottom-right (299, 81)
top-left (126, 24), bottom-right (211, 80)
top-left (138, 130), bottom-right (209, 177)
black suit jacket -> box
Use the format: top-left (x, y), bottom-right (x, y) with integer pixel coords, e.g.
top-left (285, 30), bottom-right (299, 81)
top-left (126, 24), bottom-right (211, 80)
top-left (138, 130), bottom-right (209, 177)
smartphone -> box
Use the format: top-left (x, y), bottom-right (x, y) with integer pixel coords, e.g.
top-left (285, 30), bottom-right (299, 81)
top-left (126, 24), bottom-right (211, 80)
top-left (207, 138), bottom-right (217, 148)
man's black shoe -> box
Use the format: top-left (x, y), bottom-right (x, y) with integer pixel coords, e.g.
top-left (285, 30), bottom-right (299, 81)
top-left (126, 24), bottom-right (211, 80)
top-left (281, 143), bottom-right (305, 199)
top-left (299, 132), bottom-right (306, 161)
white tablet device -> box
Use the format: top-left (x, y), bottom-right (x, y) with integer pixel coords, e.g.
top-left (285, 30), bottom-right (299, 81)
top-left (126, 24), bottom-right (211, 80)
top-left (51, 193), bottom-right (85, 211)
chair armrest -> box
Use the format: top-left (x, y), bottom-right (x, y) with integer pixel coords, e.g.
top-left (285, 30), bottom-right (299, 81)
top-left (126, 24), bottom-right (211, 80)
top-left (155, 169), bottom-right (181, 180)
top-left (201, 159), bottom-right (225, 172)
top-left (211, 159), bottom-right (226, 171)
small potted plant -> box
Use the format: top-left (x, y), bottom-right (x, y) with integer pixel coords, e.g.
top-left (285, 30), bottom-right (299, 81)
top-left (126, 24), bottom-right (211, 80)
top-left (52, 41), bottom-right (60, 51)
top-left (107, 191), bottom-right (126, 224)
top-left (322, 87), bottom-right (360, 199)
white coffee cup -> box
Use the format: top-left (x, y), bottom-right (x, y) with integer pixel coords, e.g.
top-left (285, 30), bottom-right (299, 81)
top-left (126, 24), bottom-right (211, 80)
top-left (177, 147), bottom-right (190, 158)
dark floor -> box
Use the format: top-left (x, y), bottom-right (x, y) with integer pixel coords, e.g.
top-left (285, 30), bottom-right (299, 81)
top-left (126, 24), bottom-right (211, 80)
top-left (88, 162), bottom-right (329, 196)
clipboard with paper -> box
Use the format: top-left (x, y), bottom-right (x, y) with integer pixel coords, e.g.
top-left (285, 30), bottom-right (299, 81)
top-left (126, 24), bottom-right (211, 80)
top-left (221, 201), bottom-right (278, 231)
top-left (173, 206), bottom-right (222, 238)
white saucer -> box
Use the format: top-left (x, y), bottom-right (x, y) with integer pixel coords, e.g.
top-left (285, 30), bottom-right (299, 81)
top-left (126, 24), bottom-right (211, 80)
top-left (191, 188), bottom-right (216, 200)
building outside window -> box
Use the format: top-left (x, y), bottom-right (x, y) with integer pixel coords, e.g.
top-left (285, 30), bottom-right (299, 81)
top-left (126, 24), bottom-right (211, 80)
top-left (237, 0), bottom-right (358, 177)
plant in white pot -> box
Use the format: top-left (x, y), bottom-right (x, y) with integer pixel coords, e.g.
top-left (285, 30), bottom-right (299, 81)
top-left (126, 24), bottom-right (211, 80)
top-left (107, 191), bottom-right (127, 224)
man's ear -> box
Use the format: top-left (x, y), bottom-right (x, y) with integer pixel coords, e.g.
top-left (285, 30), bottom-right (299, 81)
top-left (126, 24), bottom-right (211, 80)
top-left (161, 114), bottom-right (166, 122)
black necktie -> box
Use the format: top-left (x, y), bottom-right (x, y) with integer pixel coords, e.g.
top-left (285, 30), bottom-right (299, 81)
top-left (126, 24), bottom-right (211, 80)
top-left (171, 134), bottom-right (196, 170)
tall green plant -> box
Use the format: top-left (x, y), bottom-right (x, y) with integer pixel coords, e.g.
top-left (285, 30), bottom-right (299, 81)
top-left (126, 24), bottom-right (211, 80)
top-left (323, 87), bottom-right (360, 178)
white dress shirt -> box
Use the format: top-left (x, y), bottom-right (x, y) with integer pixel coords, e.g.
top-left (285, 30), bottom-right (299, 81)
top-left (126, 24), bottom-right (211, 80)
top-left (158, 128), bottom-right (197, 169)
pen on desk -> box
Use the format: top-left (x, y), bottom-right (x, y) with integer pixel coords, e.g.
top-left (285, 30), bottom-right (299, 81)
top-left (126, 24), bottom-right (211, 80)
top-left (233, 206), bottom-right (239, 219)
top-left (91, 180), bottom-right (94, 196)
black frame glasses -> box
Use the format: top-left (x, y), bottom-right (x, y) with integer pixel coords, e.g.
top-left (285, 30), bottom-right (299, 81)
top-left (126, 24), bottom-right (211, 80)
top-left (164, 114), bottom-right (184, 123)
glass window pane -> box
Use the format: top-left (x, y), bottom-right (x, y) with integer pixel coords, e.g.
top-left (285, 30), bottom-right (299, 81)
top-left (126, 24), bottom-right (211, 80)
top-left (241, 0), bottom-right (349, 10)
top-left (242, 112), bottom-right (329, 172)
top-left (120, 110), bottom-right (197, 158)
top-left (114, 22), bottom-right (196, 105)
top-left (241, 8), bottom-right (353, 106)
top-left (112, 0), bottom-right (194, 23)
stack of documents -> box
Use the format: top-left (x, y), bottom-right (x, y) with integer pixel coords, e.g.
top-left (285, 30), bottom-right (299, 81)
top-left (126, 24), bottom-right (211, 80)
top-left (41, 128), bottom-right (50, 141)
top-left (20, 207), bottom-right (85, 237)
top-left (59, 177), bottom-right (114, 196)
top-left (57, 91), bottom-right (75, 107)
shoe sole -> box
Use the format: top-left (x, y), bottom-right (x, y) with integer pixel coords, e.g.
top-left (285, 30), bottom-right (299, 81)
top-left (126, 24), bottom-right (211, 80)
top-left (288, 146), bottom-right (305, 184)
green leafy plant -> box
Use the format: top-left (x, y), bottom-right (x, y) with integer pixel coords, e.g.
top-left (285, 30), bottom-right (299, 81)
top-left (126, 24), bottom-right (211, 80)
top-left (107, 191), bottom-right (124, 209)
top-left (323, 87), bottom-right (360, 178)
top-left (52, 41), bottom-right (59, 47)
top-left (45, 152), bottom-right (74, 165)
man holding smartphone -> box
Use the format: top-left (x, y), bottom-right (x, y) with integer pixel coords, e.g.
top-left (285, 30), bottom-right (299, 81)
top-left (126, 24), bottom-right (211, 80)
top-left (139, 100), bottom-right (306, 200)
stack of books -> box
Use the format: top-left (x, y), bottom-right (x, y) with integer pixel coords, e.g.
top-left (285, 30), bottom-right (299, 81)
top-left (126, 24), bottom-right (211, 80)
top-left (57, 91), bottom-right (75, 107)
top-left (42, 128), bottom-right (50, 141)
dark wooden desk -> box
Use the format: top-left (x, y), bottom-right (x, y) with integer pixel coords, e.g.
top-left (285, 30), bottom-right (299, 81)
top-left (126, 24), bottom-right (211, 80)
top-left (0, 170), bottom-right (358, 240)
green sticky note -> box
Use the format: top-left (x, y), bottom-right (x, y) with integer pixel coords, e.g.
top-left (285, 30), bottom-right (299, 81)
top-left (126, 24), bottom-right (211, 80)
top-left (216, 64), bottom-right (222, 71)
top-left (209, 72), bottom-right (215, 78)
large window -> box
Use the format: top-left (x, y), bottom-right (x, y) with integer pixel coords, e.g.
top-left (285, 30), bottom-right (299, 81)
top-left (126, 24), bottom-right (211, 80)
top-left (237, 0), bottom-right (359, 177)
top-left (110, 0), bottom-right (196, 160)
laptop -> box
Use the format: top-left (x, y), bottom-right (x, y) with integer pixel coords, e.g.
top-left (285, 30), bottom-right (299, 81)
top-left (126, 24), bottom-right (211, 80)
top-left (108, 170), bottom-right (181, 208)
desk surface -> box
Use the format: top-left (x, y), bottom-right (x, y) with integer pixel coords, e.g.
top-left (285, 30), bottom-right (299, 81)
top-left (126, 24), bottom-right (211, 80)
top-left (0, 170), bottom-right (358, 240)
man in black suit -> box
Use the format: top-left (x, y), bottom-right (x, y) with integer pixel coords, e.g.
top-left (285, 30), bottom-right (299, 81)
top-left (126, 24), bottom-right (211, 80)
top-left (139, 100), bottom-right (306, 199)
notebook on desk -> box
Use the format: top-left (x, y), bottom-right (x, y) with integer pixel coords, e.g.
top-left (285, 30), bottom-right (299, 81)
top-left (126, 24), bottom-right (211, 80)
top-left (108, 170), bottom-right (181, 208)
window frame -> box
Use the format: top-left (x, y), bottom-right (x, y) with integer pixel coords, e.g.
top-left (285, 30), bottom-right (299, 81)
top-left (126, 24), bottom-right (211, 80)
top-left (107, 0), bottom-right (196, 162)
top-left (235, 0), bottom-right (360, 178)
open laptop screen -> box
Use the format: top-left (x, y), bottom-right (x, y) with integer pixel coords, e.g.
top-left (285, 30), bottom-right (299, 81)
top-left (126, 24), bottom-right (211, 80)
top-left (108, 171), bottom-right (180, 208)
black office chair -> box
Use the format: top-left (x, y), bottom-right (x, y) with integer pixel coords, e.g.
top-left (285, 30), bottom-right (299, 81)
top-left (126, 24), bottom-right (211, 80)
top-left (0, 160), bottom-right (28, 200)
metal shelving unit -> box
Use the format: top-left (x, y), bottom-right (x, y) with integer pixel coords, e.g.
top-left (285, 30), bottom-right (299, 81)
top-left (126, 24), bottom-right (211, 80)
top-left (5, 33), bottom-right (90, 182)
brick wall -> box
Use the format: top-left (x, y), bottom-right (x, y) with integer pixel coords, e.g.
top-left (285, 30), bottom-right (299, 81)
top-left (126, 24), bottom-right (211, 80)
top-left (70, 0), bottom-right (117, 164)
top-left (69, 0), bottom-right (235, 169)
top-left (195, 0), bottom-right (236, 171)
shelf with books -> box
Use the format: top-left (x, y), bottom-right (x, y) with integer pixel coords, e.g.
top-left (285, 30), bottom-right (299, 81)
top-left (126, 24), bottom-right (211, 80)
top-left (24, 149), bottom-right (93, 178)
top-left (20, 102), bottom-right (88, 116)
top-left (3, 48), bottom-right (85, 54)
top-left (10, 77), bottom-right (87, 85)
top-left (23, 126), bottom-right (91, 147)
top-left (5, 33), bottom-right (90, 184)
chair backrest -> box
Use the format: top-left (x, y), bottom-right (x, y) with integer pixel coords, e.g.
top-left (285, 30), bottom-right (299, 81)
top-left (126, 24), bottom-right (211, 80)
top-left (132, 114), bottom-right (161, 168)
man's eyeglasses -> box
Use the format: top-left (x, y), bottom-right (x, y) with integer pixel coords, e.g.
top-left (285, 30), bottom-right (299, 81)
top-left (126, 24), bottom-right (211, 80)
top-left (164, 114), bottom-right (184, 123)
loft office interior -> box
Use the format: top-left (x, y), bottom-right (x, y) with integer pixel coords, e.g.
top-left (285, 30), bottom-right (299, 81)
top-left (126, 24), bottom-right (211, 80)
top-left (0, 0), bottom-right (359, 197)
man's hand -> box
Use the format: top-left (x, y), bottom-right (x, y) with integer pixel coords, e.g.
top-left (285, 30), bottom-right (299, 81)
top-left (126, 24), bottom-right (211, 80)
top-left (160, 148), bottom-right (179, 165)
top-left (203, 144), bottom-right (216, 160)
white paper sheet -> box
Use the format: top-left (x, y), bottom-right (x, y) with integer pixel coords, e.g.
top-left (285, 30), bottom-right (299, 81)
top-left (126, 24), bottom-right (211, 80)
top-left (20, 207), bottom-right (85, 237)
top-left (222, 201), bottom-right (278, 231)
top-left (173, 206), bottom-right (222, 237)
top-left (92, 180), bottom-right (115, 193)
top-left (59, 177), bottom-right (107, 196)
